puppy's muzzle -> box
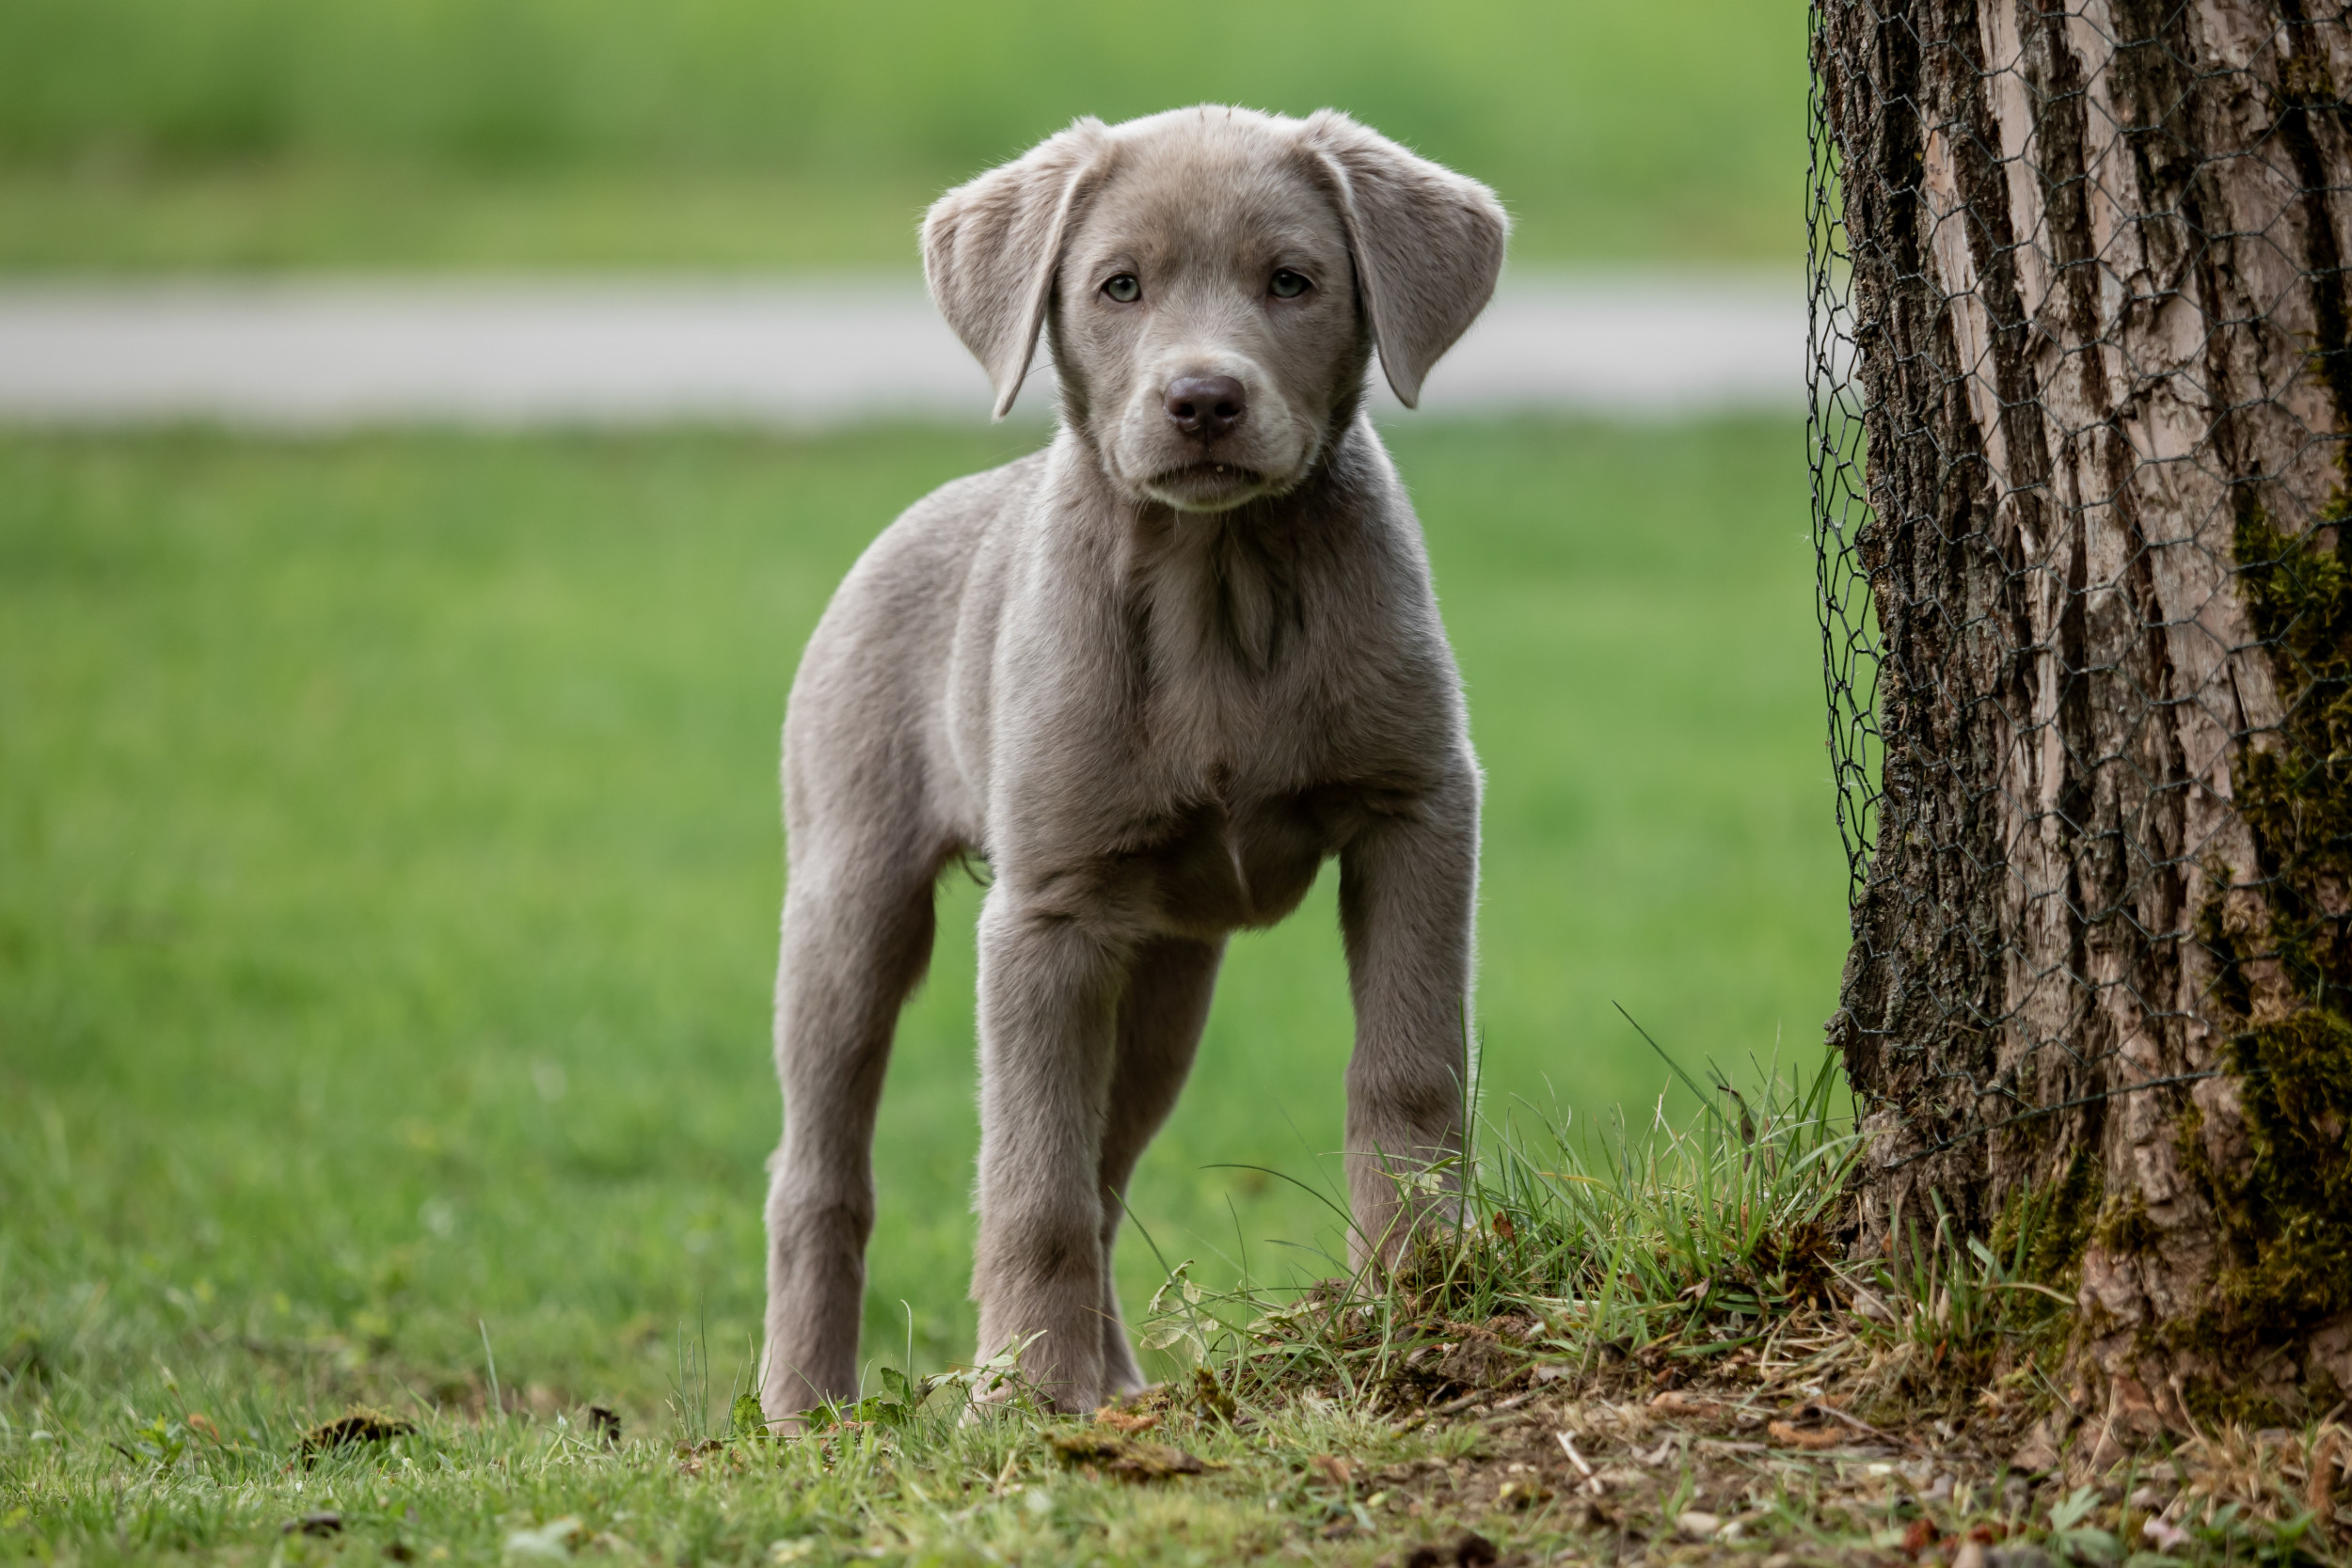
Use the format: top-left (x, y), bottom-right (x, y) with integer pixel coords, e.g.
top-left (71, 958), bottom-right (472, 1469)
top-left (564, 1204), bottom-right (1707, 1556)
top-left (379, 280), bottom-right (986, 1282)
top-left (1164, 375), bottom-right (1247, 442)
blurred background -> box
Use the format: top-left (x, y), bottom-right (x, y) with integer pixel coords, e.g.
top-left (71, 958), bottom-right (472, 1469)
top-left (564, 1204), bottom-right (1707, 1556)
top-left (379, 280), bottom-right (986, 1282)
top-left (0, 0), bottom-right (1796, 269)
top-left (0, 0), bottom-right (1836, 1419)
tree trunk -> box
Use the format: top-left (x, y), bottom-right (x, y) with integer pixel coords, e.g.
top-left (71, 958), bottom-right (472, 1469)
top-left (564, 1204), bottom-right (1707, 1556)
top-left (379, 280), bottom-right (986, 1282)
top-left (1814, 0), bottom-right (2352, 1442)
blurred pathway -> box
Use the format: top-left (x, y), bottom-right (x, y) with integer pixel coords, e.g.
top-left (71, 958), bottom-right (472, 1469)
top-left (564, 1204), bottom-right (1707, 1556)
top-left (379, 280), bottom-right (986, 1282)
top-left (0, 272), bottom-right (1801, 427)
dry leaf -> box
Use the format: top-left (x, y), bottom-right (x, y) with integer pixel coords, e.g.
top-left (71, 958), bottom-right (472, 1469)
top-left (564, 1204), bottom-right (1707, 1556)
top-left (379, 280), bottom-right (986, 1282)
top-left (1308, 1454), bottom-right (1353, 1488)
top-left (2312, 1430), bottom-right (2343, 1522)
top-left (1091, 1407), bottom-right (1158, 1435)
top-left (1768, 1420), bottom-right (1845, 1450)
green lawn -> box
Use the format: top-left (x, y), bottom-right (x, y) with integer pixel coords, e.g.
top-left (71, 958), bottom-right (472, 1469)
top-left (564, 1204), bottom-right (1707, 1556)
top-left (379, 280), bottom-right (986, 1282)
top-left (0, 0), bottom-right (1804, 270)
top-left (0, 420), bottom-right (1842, 1438)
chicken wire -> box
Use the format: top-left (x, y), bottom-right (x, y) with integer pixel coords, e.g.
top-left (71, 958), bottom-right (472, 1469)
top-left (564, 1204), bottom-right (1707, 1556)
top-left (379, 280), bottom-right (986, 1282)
top-left (1807, 0), bottom-right (2349, 1178)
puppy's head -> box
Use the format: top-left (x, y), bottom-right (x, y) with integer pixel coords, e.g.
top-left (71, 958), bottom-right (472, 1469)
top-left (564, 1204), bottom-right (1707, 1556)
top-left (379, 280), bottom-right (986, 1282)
top-left (924, 106), bottom-right (1507, 514)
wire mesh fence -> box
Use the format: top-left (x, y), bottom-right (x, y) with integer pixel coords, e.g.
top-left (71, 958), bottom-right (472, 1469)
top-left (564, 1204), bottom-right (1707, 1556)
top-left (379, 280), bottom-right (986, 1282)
top-left (1806, 0), bottom-right (2349, 1207)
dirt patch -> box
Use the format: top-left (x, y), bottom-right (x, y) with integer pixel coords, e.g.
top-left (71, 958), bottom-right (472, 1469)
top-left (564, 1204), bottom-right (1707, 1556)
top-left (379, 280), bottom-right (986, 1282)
top-left (1046, 1428), bottom-right (1220, 1481)
top-left (1207, 1299), bottom-right (2352, 1563)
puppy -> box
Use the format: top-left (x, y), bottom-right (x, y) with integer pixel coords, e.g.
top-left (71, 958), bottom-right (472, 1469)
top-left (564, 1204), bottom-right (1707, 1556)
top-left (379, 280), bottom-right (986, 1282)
top-left (762, 105), bottom-right (1505, 1418)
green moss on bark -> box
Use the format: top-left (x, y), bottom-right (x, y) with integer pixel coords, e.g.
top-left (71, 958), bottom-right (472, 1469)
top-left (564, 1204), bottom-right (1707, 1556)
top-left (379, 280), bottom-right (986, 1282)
top-left (2220, 1009), bottom-right (2352, 1330)
top-left (2174, 501), bottom-right (2352, 1414)
top-left (1989, 1148), bottom-right (2102, 1284)
top-left (2094, 1192), bottom-right (2158, 1259)
top-left (2231, 500), bottom-right (2352, 1015)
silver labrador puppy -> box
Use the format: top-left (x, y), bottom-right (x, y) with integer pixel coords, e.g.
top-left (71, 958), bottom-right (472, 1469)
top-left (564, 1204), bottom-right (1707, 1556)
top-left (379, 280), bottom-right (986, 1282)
top-left (762, 104), bottom-right (1506, 1419)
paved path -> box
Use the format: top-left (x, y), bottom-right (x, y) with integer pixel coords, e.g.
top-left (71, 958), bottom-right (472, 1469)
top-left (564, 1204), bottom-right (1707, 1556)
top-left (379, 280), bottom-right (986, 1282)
top-left (0, 271), bottom-right (1802, 427)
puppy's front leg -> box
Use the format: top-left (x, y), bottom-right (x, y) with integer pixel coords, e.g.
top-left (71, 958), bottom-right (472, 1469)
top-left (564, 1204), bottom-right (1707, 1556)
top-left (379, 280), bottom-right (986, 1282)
top-left (1337, 776), bottom-right (1480, 1269)
top-left (1095, 935), bottom-right (1224, 1395)
top-left (971, 884), bottom-right (1126, 1412)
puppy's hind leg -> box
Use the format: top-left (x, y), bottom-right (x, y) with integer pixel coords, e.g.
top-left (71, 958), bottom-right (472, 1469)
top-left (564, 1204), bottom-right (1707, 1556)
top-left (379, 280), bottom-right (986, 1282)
top-left (1095, 936), bottom-right (1223, 1397)
top-left (761, 838), bottom-right (942, 1420)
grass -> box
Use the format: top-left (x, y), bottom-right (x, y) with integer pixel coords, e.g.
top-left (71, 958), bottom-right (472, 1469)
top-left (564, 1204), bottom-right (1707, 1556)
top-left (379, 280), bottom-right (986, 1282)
top-left (0, 165), bottom-right (932, 274)
top-left (0, 419), bottom-right (1861, 1559)
top-left (10, 1038), bottom-right (2344, 1564)
top-left (0, 0), bottom-right (1805, 271)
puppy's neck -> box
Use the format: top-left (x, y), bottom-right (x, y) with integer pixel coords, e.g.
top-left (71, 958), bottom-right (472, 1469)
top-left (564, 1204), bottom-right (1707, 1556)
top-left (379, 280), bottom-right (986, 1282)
top-left (1082, 422), bottom-right (1375, 676)
top-left (1136, 508), bottom-right (1295, 673)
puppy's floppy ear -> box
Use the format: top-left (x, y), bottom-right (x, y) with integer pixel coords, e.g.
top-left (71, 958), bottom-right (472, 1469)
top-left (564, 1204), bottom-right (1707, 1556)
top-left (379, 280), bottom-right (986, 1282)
top-left (923, 118), bottom-right (1111, 419)
top-left (1300, 110), bottom-right (1509, 409)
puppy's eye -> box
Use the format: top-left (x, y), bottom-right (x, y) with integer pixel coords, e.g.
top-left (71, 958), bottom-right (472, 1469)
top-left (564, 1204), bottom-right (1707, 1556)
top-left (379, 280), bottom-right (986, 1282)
top-left (1268, 269), bottom-right (1311, 299)
top-left (1102, 274), bottom-right (1141, 303)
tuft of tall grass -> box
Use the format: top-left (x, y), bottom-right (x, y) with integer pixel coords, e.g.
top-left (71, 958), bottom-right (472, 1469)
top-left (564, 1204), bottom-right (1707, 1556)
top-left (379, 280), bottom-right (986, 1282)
top-left (1476, 1045), bottom-right (1856, 1337)
top-left (1143, 1047), bottom-right (1865, 1413)
top-left (1127, 1031), bottom-right (2137, 1439)
top-left (1852, 1188), bottom-right (2080, 1407)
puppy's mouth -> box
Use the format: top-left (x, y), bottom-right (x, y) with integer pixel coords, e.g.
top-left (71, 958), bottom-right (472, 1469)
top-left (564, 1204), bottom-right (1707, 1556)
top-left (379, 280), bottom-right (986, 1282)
top-left (1142, 459), bottom-right (1272, 513)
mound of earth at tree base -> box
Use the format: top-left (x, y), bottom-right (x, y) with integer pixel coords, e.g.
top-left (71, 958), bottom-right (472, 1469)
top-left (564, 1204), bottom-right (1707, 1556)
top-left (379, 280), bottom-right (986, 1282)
top-left (1112, 1296), bottom-right (2349, 1564)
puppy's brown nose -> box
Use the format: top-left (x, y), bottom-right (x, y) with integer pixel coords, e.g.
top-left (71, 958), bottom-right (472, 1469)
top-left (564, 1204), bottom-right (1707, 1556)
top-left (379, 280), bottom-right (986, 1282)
top-left (1165, 375), bottom-right (1247, 439)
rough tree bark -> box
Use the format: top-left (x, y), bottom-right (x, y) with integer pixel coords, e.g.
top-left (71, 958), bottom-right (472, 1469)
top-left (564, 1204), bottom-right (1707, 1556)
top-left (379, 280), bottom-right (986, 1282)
top-left (1818, 0), bottom-right (2352, 1444)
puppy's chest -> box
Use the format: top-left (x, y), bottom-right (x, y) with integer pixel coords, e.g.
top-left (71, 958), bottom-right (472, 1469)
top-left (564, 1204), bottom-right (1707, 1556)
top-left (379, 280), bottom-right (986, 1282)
top-left (1120, 561), bottom-right (1432, 816)
top-left (1114, 653), bottom-right (1406, 933)
top-left (1119, 784), bottom-right (1346, 934)
top-left (1086, 531), bottom-right (1430, 927)
top-left (1139, 665), bottom-right (1333, 777)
